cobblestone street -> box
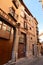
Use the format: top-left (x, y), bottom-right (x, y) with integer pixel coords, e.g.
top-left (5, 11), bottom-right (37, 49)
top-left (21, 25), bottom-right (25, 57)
top-left (15, 56), bottom-right (43, 65)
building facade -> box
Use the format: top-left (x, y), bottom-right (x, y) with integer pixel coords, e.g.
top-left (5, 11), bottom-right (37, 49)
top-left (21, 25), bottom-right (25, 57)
top-left (0, 0), bottom-right (38, 64)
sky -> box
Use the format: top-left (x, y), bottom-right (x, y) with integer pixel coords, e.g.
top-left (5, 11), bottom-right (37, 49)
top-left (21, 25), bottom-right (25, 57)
top-left (23, 0), bottom-right (43, 34)
top-left (39, 35), bottom-right (43, 42)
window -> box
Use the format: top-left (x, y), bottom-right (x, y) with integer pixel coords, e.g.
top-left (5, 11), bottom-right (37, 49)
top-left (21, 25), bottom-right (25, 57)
top-left (30, 27), bottom-right (31, 30)
top-left (29, 16), bottom-right (31, 22)
top-left (12, 0), bottom-right (19, 9)
top-left (24, 21), bottom-right (28, 30)
top-left (14, 13), bottom-right (18, 21)
top-left (2, 23), bottom-right (7, 31)
top-left (19, 33), bottom-right (26, 43)
top-left (21, 21), bottom-right (28, 29)
top-left (9, 7), bottom-right (15, 17)
top-left (31, 37), bottom-right (32, 39)
top-left (0, 21), bottom-right (11, 32)
top-left (2, 26), bottom-right (6, 31)
top-left (20, 10), bottom-right (25, 18)
top-left (24, 14), bottom-right (26, 19)
top-left (6, 26), bottom-right (11, 32)
top-left (9, 7), bottom-right (18, 22)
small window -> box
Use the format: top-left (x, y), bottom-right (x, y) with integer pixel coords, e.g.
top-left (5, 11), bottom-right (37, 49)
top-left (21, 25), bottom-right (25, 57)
top-left (24, 14), bottom-right (26, 19)
top-left (14, 13), bottom-right (18, 20)
top-left (9, 7), bottom-right (18, 22)
top-left (2, 23), bottom-right (7, 31)
top-left (2, 26), bottom-right (6, 31)
top-left (9, 7), bottom-right (15, 16)
top-left (12, 0), bottom-right (19, 9)
top-left (6, 26), bottom-right (11, 32)
top-left (20, 10), bottom-right (25, 18)
top-left (31, 37), bottom-right (32, 40)
top-left (24, 21), bottom-right (28, 29)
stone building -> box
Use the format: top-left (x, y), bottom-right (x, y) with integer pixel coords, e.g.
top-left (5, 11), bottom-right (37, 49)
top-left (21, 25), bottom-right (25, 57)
top-left (0, 0), bottom-right (38, 64)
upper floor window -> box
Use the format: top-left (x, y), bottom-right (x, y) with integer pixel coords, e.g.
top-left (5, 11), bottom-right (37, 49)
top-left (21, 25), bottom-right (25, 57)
top-left (20, 10), bottom-right (25, 18)
top-left (12, 0), bottom-right (19, 9)
top-left (2, 23), bottom-right (7, 31)
top-left (9, 7), bottom-right (18, 22)
top-left (24, 21), bottom-right (28, 30)
top-left (19, 33), bottom-right (26, 43)
top-left (9, 7), bottom-right (15, 17)
top-left (24, 14), bottom-right (27, 20)
top-left (30, 27), bottom-right (31, 30)
top-left (31, 37), bottom-right (32, 40)
top-left (20, 21), bottom-right (28, 30)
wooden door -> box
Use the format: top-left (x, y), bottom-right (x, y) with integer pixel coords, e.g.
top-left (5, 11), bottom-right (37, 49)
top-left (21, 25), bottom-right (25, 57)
top-left (18, 43), bottom-right (26, 58)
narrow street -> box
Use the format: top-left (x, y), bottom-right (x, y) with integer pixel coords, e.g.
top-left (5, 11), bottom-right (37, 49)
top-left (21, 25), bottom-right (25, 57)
top-left (15, 56), bottom-right (43, 65)
top-left (0, 0), bottom-right (43, 65)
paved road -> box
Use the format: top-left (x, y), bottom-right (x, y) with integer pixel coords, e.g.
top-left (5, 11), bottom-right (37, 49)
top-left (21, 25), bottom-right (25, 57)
top-left (15, 56), bottom-right (43, 65)
top-left (28, 57), bottom-right (43, 65)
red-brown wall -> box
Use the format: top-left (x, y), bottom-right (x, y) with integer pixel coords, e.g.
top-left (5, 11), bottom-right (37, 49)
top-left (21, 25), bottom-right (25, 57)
top-left (0, 32), bottom-right (14, 65)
